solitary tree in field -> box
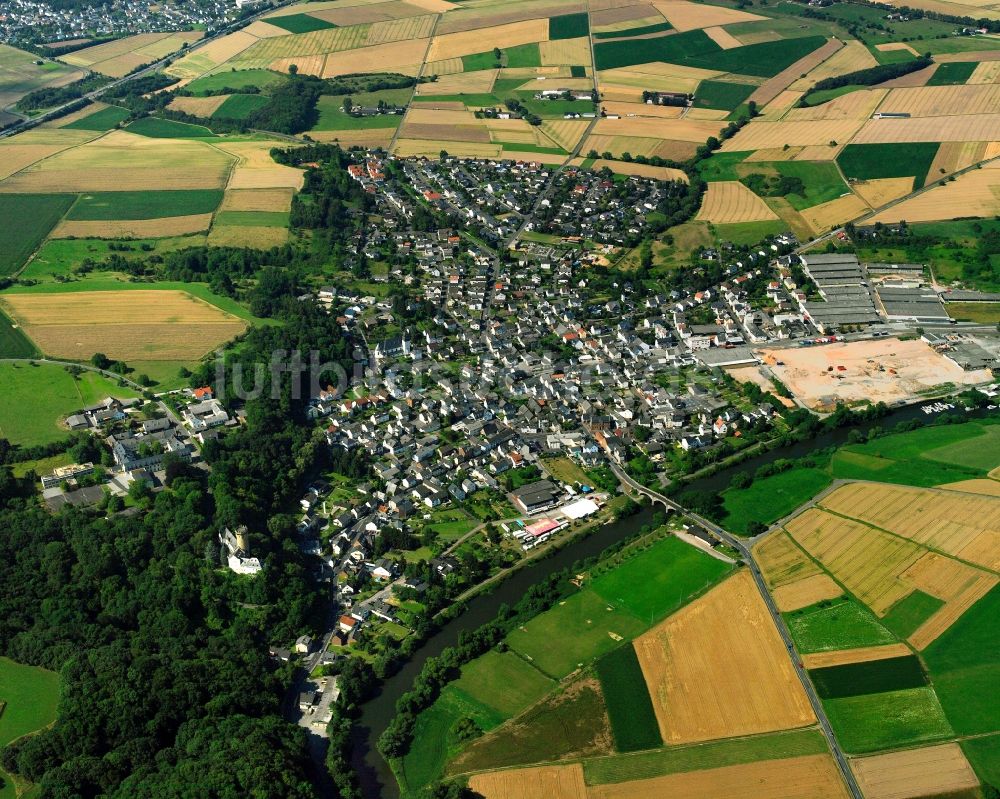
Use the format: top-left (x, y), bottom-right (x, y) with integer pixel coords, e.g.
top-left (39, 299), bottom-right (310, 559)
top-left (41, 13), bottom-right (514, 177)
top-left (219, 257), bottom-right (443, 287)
top-left (288, 63), bottom-right (298, 75)
top-left (343, 95), bottom-right (353, 115)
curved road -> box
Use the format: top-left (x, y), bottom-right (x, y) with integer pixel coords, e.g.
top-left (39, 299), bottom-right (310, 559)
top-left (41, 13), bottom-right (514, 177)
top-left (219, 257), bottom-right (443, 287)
top-left (609, 463), bottom-right (864, 799)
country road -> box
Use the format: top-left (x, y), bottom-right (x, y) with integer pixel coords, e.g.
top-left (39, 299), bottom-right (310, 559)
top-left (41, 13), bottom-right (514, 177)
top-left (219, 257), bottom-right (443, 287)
top-left (609, 463), bottom-right (865, 799)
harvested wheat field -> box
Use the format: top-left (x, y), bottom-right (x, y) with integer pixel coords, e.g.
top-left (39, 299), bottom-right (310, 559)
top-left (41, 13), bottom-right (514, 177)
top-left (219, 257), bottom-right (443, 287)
top-left (801, 643), bottom-right (914, 670)
top-left (749, 38), bottom-right (842, 108)
top-left (51, 214), bottom-right (213, 239)
top-left (926, 140), bottom-right (987, 179)
top-left (0, 290), bottom-right (247, 362)
top-left (321, 37), bottom-right (429, 77)
top-left (208, 225), bottom-right (289, 248)
top-left (60, 32), bottom-right (174, 66)
top-left (698, 181), bottom-right (779, 224)
top-left (0, 130), bottom-right (233, 193)
top-left (634, 571), bottom-right (815, 744)
top-left (0, 132), bottom-right (100, 181)
top-left (799, 193), bottom-right (869, 234)
top-left (785, 508), bottom-right (922, 616)
top-left (539, 119), bottom-right (590, 151)
top-left (721, 119), bottom-right (863, 151)
top-left (769, 338), bottom-right (993, 411)
top-left (469, 764), bottom-right (587, 799)
top-left (310, 129), bottom-right (395, 147)
top-left (868, 164), bottom-right (1000, 222)
top-left (878, 63), bottom-right (938, 89)
top-left (703, 25), bottom-right (742, 49)
top-left (760, 90), bottom-right (805, 120)
top-left (589, 159), bottom-right (688, 181)
top-left (589, 754), bottom-right (850, 799)
top-left (850, 743), bottom-right (979, 799)
top-left (786, 89), bottom-right (887, 122)
top-left (851, 177), bottom-right (915, 207)
top-left (434, 0), bottom-right (583, 35)
top-left (773, 573), bottom-right (845, 613)
top-left (394, 139), bottom-right (501, 157)
top-left (853, 113), bottom-right (1000, 144)
top-left (233, 25), bottom-right (371, 63)
top-left (818, 482), bottom-right (1000, 572)
top-left (902, 552), bottom-right (997, 649)
top-left (652, 0), bottom-right (763, 31)
top-left (686, 107), bottom-right (730, 120)
top-left (969, 60), bottom-right (1000, 84)
top-left (219, 187), bottom-right (295, 213)
top-left (592, 116), bottom-right (723, 142)
top-left (602, 100), bottom-right (685, 119)
top-left (540, 37), bottom-right (591, 66)
top-left (938, 478), bottom-right (1000, 496)
top-left (239, 20), bottom-right (289, 38)
top-left (215, 139), bottom-right (304, 191)
top-left (789, 41), bottom-right (878, 92)
top-left (403, 122), bottom-right (490, 142)
top-left (366, 14), bottom-right (437, 45)
top-left (755, 530), bottom-right (823, 588)
top-left (877, 42), bottom-right (918, 55)
top-left (416, 69), bottom-right (498, 94)
top-left (879, 84), bottom-right (1000, 117)
top-left (168, 94), bottom-right (230, 117)
top-left (591, 3), bottom-right (661, 28)
top-left (427, 19), bottom-right (548, 61)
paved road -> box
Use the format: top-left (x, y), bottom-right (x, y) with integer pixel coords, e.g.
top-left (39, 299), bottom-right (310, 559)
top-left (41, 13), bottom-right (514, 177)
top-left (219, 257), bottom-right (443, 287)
top-left (609, 463), bottom-right (864, 799)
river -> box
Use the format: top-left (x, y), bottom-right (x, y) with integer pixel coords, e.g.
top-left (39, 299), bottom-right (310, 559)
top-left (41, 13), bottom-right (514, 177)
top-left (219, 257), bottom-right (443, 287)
top-left (350, 400), bottom-right (985, 798)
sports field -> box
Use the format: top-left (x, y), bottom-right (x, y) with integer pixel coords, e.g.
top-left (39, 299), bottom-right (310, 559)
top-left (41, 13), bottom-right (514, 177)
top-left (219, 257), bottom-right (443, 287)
top-left (0, 289), bottom-right (248, 364)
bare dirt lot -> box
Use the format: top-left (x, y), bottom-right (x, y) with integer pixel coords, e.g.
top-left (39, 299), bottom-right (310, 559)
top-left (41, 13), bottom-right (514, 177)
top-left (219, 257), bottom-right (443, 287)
top-left (763, 338), bottom-right (992, 410)
top-left (634, 571), bottom-right (815, 745)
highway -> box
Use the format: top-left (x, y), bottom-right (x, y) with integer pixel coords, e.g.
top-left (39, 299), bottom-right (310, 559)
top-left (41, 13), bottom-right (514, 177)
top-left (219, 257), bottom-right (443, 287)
top-left (609, 462), bottom-right (865, 799)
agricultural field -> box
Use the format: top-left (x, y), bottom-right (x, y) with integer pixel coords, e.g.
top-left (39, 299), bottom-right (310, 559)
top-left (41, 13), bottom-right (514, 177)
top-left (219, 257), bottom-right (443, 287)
top-left (0, 43), bottom-right (84, 111)
top-left (0, 289), bottom-right (248, 364)
top-left (0, 362), bottom-right (139, 447)
top-left (0, 194), bottom-right (75, 275)
top-left (59, 31), bottom-right (204, 77)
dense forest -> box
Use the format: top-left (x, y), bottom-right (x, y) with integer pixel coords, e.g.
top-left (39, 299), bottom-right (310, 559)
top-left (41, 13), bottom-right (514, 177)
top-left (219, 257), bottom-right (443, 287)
top-left (0, 275), bottom-right (354, 796)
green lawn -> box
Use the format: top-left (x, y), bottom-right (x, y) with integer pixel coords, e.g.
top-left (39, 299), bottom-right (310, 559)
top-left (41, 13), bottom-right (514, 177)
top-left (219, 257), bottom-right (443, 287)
top-left (0, 657), bottom-right (60, 799)
top-left (694, 80), bottom-right (755, 111)
top-left (963, 734), bottom-right (1000, 789)
top-left (265, 12), bottom-right (336, 33)
top-left (312, 96), bottom-right (402, 131)
top-left (837, 142), bottom-right (939, 190)
top-left (785, 596), bottom-right (896, 654)
top-left (924, 424), bottom-right (1000, 471)
top-left (549, 12), bottom-right (589, 40)
top-left (504, 43), bottom-right (542, 68)
top-left (923, 585), bottom-right (1000, 735)
top-left (582, 728), bottom-right (829, 784)
top-left (0, 194), bottom-right (76, 276)
top-left (507, 588), bottom-right (648, 679)
top-left (594, 645), bottom-right (660, 752)
top-left (879, 590), bottom-right (945, 638)
top-left (448, 650), bottom-right (554, 725)
top-left (714, 220), bottom-right (788, 245)
top-left (823, 687), bottom-right (953, 753)
top-left (62, 104), bottom-right (129, 131)
top-left (589, 535), bottom-right (732, 622)
top-left (721, 467), bottom-right (831, 535)
top-left (773, 161), bottom-right (851, 210)
top-left (0, 362), bottom-right (140, 446)
top-left (926, 60), bottom-right (977, 86)
top-left (698, 151), bottom-right (750, 182)
top-left (214, 210), bottom-right (289, 227)
top-left (20, 236), bottom-right (207, 282)
top-left (66, 189), bottom-right (223, 221)
top-left (213, 93), bottom-right (269, 120)
top-left (946, 302), bottom-right (1000, 324)
top-left (125, 116), bottom-right (215, 138)
top-left (185, 69), bottom-right (284, 96)
top-left (0, 310), bottom-right (38, 358)
top-left (462, 51), bottom-right (502, 72)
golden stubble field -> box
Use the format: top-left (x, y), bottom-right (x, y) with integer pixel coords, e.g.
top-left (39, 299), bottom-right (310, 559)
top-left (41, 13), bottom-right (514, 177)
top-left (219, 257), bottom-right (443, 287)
top-left (697, 181), bottom-right (779, 223)
top-left (633, 570), bottom-right (816, 744)
top-left (0, 290), bottom-right (247, 362)
top-left (850, 743), bottom-right (979, 799)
